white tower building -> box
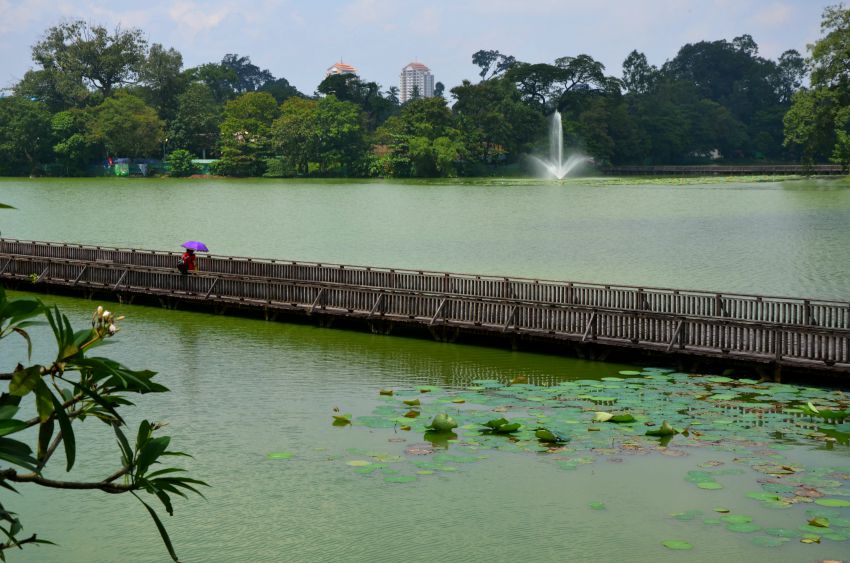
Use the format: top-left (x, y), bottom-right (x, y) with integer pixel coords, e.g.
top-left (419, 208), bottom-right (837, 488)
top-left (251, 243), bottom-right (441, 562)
top-left (399, 62), bottom-right (434, 103)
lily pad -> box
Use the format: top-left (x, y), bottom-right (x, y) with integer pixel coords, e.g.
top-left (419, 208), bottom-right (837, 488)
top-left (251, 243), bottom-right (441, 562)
top-left (697, 482), bottom-right (723, 490)
top-left (383, 475), bottom-right (416, 483)
top-left (346, 460), bottom-right (371, 467)
top-left (726, 522), bottom-right (761, 533)
top-left (815, 498), bottom-right (850, 508)
top-left (267, 452), bottom-right (294, 460)
top-left (661, 540), bottom-right (693, 550)
top-left (589, 501), bottom-right (606, 510)
top-left (751, 536), bottom-right (790, 547)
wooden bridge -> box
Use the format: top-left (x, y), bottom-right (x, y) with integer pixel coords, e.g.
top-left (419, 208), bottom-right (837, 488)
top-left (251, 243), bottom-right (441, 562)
top-left (1, 238), bottom-right (849, 378)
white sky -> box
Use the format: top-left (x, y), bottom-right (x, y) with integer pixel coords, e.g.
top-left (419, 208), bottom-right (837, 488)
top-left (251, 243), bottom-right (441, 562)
top-left (0, 0), bottom-right (835, 95)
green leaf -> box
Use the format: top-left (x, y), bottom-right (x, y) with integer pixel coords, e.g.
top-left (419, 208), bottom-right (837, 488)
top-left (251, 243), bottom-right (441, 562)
top-left (609, 414), bottom-right (636, 423)
top-left (113, 424), bottom-right (134, 468)
top-left (0, 437), bottom-right (37, 471)
top-left (32, 379), bottom-right (54, 423)
top-left (0, 406), bottom-right (19, 421)
top-left (133, 493), bottom-right (179, 562)
top-left (815, 498), bottom-right (850, 508)
top-left (10, 328), bottom-right (33, 360)
top-left (136, 420), bottom-right (152, 452)
top-left (0, 419), bottom-right (26, 438)
top-left (136, 436), bottom-right (171, 477)
top-left (9, 366), bottom-right (41, 397)
top-left (36, 419), bottom-right (54, 464)
top-left (48, 390), bottom-right (75, 471)
top-left (662, 540), bottom-right (693, 550)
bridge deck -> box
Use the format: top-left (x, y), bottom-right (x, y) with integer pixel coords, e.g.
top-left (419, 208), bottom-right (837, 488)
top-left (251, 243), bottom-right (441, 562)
top-left (1, 238), bottom-right (848, 374)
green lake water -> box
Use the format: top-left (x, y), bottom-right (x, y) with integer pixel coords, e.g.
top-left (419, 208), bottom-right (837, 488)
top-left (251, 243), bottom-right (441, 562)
top-left (1, 177), bottom-right (850, 562)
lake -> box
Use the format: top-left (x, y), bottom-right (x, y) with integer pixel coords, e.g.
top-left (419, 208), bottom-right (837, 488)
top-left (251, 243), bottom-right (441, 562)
top-left (1, 177), bottom-right (849, 562)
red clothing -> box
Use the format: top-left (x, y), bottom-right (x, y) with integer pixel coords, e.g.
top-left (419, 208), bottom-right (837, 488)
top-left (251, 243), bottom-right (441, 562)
top-left (182, 251), bottom-right (197, 271)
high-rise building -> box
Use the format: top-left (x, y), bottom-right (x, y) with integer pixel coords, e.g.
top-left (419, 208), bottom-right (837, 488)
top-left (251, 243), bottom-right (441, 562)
top-left (326, 61), bottom-right (358, 77)
top-left (399, 62), bottom-right (434, 103)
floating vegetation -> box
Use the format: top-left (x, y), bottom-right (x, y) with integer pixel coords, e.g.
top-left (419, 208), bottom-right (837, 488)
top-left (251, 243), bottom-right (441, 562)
top-left (326, 369), bottom-right (850, 555)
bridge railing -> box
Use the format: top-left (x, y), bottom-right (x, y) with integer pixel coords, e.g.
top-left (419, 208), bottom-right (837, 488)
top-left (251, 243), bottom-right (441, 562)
top-left (1, 238), bottom-right (848, 330)
top-left (1, 253), bottom-right (848, 370)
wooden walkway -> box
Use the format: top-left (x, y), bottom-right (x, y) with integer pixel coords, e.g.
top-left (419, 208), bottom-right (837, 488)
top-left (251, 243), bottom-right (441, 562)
top-left (603, 164), bottom-right (846, 176)
top-left (1, 238), bottom-right (848, 375)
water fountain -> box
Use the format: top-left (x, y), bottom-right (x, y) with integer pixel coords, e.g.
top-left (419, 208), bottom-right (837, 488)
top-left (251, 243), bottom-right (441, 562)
top-left (530, 110), bottom-right (590, 179)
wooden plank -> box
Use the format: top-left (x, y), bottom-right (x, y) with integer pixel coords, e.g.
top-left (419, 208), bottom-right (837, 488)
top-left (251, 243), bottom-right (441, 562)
top-left (72, 264), bottom-right (88, 285)
top-left (581, 312), bottom-right (597, 342)
top-left (112, 269), bottom-right (128, 291)
top-left (429, 298), bottom-right (447, 326)
top-left (367, 293), bottom-right (384, 319)
top-left (204, 277), bottom-right (219, 299)
top-left (309, 288), bottom-right (325, 314)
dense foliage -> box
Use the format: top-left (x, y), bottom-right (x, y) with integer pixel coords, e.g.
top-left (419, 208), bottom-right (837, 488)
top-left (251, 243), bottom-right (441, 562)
top-left (0, 8), bottom-right (847, 177)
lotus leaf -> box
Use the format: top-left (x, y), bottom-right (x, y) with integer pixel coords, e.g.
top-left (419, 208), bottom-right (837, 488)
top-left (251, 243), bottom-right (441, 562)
top-left (661, 540), bottom-right (693, 550)
top-left (697, 482), bottom-right (723, 490)
top-left (646, 421), bottom-right (678, 437)
top-left (589, 501), bottom-right (606, 510)
top-left (267, 452), bottom-right (294, 460)
top-left (726, 522), bottom-right (761, 533)
top-left (403, 398), bottom-right (420, 406)
top-left (332, 413), bottom-right (352, 425)
top-left (384, 475), bottom-right (416, 483)
top-left (815, 498), bottom-right (850, 507)
top-left (426, 413), bottom-right (458, 432)
top-left (808, 516), bottom-right (830, 528)
top-left (609, 414), bottom-right (636, 423)
top-left (721, 514), bottom-right (753, 524)
top-left (751, 536), bottom-right (789, 547)
top-left (379, 389), bottom-right (394, 396)
top-left (346, 460), bottom-right (371, 467)
top-left (535, 428), bottom-right (569, 443)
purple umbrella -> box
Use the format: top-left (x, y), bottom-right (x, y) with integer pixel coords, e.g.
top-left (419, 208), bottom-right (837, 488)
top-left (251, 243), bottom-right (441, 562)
top-left (181, 241), bottom-right (209, 252)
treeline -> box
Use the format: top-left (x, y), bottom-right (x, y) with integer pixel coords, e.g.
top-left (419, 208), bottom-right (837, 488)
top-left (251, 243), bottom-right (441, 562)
top-left (0, 6), bottom-right (848, 178)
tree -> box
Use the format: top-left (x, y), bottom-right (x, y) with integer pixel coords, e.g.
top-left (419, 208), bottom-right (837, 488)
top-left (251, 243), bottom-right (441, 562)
top-left (784, 88), bottom-right (841, 163)
top-left (809, 5), bottom-right (850, 89)
top-left (258, 77), bottom-right (302, 103)
top-left (621, 50), bottom-right (659, 94)
top-left (271, 95), bottom-right (365, 175)
top-left (772, 50), bottom-right (807, 104)
top-left (52, 109), bottom-right (100, 176)
top-left (451, 78), bottom-right (542, 164)
top-left (784, 5), bottom-right (850, 164)
top-left (88, 92), bottom-right (164, 158)
top-left (13, 69), bottom-right (89, 112)
top-left (0, 287), bottom-right (205, 561)
top-left (216, 92), bottom-right (280, 176)
top-left (221, 54), bottom-right (274, 93)
top-left (32, 21), bottom-right (148, 99)
top-left (166, 148), bottom-right (196, 176)
top-left (317, 74), bottom-right (396, 130)
top-left (373, 97), bottom-right (466, 176)
top-left (184, 63), bottom-right (239, 104)
top-left (272, 97), bottom-right (319, 175)
top-left (169, 83), bottom-right (221, 158)
top-left (471, 50), bottom-right (516, 81)
top-left (386, 86), bottom-right (400, 105)
top-left (0, 96), bottom-right (53, 176)
top-left (137, 44), bottom-right (186, 121)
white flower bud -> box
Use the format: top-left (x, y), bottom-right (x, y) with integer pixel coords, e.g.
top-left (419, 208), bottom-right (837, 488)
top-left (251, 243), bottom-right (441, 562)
top-left (108, 324), bottom-right (117, 335)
